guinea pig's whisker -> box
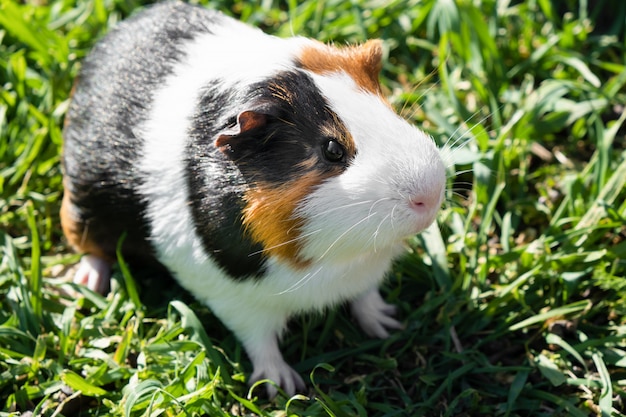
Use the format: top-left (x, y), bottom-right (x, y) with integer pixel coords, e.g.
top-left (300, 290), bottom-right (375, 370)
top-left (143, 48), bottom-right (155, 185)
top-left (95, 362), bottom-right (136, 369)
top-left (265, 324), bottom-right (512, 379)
top-left (450, 186), bottom-right (473, 195)
top-left (368, 197), bottom-right (392, 217)
top-left (390, 203), bottom-right (398, 229)
top-left (317, 212), bottom-right (379, 262)
top-left (445, 134), bottom-right (474, 155)
top-left (276, 265), bottom-right (324, 295)
top-left (441, 134), bottom-right (472, 164)
top-left (441, 134), bottom-right (478, 170)
top-left (404, 81), bottom-right (441, 122)
top-left (443, 131), bottom-right (475, 162)
top-left (440, 109), bottom-right (496, 167)
top-left (445, 185), bottom-right (475, 205)
top-left (399, 82), bottom-right (421, 118)
top-left (450, 188), bottom-right (470, 195)
top-left (449, 182), bottom-right (475, 191)
top-left (454, 168), bottom-right (475, 175)
top-left (443, 105), bottom-right (504, 163)
top-left (400, 67), bottom-right (440, 121)
top-left (370, 214), bottom-right (387, 239)
top-left (451, 180), bottom-right (475, 186)
top-left (451, 169), bottom-right (475, 178)
top-left (370, 212), bottom-right (392, 252)
top-left (247, 229), bottom-right (322, 257)
top-left (443, 120), bottom-right (477, 150)
top-left (307, 199), bottom-right (374, 219)
top-left (450, 191), bottom-right (472, 200)
top-left (446, 105), bottom-right (499, 148)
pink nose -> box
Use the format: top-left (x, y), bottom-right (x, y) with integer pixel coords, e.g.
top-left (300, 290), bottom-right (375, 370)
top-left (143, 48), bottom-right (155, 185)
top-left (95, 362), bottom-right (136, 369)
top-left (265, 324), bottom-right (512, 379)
top-left (409, 199), bottom-right (426, 211)
top-left (408, 189), bottom-right (443, 214)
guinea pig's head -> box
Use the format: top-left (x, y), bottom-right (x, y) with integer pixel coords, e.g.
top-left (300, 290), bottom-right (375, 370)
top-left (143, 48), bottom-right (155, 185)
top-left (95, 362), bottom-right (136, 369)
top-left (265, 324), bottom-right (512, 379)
top-left (215, 40), bottom-right (446, 267)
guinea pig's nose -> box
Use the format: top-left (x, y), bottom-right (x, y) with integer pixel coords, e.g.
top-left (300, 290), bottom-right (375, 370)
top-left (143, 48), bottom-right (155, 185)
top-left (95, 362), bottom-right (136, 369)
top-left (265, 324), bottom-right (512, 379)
top-left (407, 184), bottom-right (445, 215)
top-left (408, 197), bottom-right (435, 214)
top-left (409, 198), bottom-right (427, 211)
top-left (406, 154), bottom-right (446, 215)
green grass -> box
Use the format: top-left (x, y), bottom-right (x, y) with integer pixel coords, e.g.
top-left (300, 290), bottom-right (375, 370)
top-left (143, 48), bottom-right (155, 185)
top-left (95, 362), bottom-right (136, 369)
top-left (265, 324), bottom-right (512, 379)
top-left (1, 0), bottom-right (625, 415)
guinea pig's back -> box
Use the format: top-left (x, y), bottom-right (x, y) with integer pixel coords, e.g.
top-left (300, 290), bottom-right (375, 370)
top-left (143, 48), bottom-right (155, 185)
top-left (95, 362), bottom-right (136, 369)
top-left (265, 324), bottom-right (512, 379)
top-left (61, 3), bottom-right (221, 260)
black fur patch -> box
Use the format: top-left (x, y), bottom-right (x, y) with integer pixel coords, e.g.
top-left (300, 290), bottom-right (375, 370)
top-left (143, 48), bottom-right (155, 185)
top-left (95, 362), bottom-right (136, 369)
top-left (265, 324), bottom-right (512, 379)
top-left (62, 3), bottom-right (220, 260)
top-left (228, 71), bottom-right (355, 183)
top-left (186, 70), bottom-right (354, 279)
top-left (185, 82), bottom-right (268, 278)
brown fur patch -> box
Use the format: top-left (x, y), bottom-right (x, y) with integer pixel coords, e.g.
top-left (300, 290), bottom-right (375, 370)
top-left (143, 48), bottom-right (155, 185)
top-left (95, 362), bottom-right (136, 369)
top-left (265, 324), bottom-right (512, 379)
top-left (242, 172), bottom-right (328, 269)
top-left (298, 39), bottom-right (384, 96)
top-left (60, 183), bottom-right (111, 262)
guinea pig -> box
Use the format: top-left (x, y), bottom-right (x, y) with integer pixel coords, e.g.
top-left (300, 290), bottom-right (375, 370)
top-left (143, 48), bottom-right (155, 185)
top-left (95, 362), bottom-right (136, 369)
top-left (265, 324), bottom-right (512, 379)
top-left (60, 1), bottom-right (447, 397)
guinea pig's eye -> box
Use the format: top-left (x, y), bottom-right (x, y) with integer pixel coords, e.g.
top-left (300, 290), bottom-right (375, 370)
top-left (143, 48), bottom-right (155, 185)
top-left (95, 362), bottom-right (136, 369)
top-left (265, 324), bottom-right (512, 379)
top-left (322, 139), bottom-right (345, 163)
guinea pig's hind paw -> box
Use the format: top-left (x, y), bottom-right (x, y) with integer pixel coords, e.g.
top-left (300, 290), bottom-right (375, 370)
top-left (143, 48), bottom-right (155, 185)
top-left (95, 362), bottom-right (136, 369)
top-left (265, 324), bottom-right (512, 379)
top-left (350, 288), bottom-right (404, 339)
top-left (73, 255), bottom-right (111, 294)
top-left (250, 362), bottom-right (306, 398)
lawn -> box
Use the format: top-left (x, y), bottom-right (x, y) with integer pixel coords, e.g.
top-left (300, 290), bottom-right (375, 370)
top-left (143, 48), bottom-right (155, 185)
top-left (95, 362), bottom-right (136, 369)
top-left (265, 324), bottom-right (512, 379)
top-left (1, 0), bottom-right (625, 415)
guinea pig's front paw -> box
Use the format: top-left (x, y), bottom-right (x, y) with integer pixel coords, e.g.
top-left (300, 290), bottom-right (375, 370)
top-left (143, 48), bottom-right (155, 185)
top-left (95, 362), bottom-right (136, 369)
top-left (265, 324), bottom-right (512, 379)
top-left (249, 359), bottom-right (306, 398)
top-left (350, 288), bottom-right (404, 339)
top-left (73, 255), bottom-right (112, 294)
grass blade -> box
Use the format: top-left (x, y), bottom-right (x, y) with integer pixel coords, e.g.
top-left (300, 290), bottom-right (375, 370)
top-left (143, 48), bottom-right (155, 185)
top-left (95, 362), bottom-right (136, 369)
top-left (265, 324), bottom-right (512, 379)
top-left (24, 201), bottom-right (42, 320)
top-left (508, 300), bottom-right (590, 332)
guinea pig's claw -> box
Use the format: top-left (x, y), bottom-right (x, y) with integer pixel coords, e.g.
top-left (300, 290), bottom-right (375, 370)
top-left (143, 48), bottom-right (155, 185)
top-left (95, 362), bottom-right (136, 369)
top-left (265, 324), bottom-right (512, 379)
top-left (250, 362), bottom-right (305, 398)
top-left (351, 288), bottom-right (404, 339)
top-left (73, 255), bottom-right (112, 294)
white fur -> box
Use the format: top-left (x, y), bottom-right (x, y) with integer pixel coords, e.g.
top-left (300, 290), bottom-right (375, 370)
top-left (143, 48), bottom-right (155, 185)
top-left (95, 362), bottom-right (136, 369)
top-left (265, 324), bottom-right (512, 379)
top-left (135, 16), bottom-right (445, 397)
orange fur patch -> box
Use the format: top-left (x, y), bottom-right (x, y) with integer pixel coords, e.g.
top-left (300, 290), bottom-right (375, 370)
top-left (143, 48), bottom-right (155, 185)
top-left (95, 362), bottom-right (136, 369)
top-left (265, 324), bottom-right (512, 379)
top-left (60, 183), bottom-right (111, 262)
top-left (242, 172), bottom-right (328, 268)
top-left (299, 39), bottom-right (384, 96)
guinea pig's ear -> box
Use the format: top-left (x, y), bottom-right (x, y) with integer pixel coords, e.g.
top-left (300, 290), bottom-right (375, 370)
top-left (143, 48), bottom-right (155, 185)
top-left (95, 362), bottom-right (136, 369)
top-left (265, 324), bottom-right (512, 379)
top-left (215, 110), bottom-right (267, 155)
top-left (356, 39), bottom-right (383, 79)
